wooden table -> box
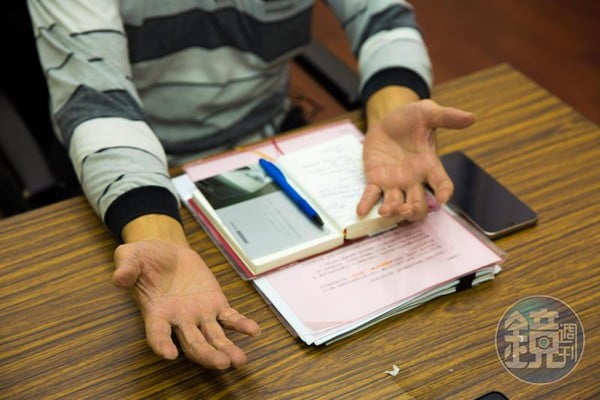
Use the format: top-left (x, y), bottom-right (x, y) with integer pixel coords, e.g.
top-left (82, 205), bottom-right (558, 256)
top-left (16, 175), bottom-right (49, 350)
top-left (1, 64), bottom-right (598, 399)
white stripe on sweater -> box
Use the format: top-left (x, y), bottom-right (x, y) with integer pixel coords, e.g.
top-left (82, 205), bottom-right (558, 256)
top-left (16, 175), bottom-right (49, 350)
top-left (358, 27), bottom-right (432, 90)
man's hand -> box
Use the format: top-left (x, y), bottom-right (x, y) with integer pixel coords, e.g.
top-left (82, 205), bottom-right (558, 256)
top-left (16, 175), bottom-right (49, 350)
top-left (113, 214), bottom-right (260, 369)
top-left (358, 87), bottom-right (475, 221)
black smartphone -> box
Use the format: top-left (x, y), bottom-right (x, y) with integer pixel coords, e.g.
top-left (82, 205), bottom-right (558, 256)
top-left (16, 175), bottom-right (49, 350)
top-left (475, 391), bottom-right (509, 400)
top-left (440, 151), bottom-right (537, 239)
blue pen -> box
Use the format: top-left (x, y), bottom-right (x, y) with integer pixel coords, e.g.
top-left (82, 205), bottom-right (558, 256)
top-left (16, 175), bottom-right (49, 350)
top-left (259, 158), bottom-right (324, 227)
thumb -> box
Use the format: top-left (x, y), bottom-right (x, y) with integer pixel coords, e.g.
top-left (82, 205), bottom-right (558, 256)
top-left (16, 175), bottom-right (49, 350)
top-left (112, 244), bottom-right (141, 288)
top-left (424, 100), bottom-right (476, 129)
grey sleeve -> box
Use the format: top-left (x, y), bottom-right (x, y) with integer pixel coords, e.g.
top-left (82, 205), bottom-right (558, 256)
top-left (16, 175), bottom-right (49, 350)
top-left (28, 0), bottom-right (181, 239)
top-left (324, 0), bottom-right (432, 101)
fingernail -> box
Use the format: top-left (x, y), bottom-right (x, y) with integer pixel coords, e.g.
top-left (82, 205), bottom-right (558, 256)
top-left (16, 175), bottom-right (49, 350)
top-left (401, 210), bottom-right (413, 218)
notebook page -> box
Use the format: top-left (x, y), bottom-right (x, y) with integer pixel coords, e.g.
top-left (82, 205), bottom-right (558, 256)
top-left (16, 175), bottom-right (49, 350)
top-left (184, 120), bottom-right (364, 182)
top-left (277, 134), bottom-right (380, 230)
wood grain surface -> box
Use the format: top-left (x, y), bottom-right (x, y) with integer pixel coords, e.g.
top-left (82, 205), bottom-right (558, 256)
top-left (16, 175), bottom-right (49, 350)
top-left (1, 65), bottom-right (598, 399)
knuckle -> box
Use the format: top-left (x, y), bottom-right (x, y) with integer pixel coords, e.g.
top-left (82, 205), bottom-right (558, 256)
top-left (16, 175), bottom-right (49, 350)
top-left (211, 338), bottom-right (230, 349)
top-left (114, 243), bottom-right (139, 262)
top-left (198, 315), bottom-right (217, 326)
top-left (212, 357), bottom-right (230, 369)
top-left (420, 99), bottom-right (437, 110)
top-left (114, 244), bottom-right (127, 258)
top-left (368, 171), bottom-right (386, 187)
top-left (219, 308), bottom-right (240, 322)
top-left (185, 338), bottom-right (205, 351)
top-left (416, 200), bottom-right (428, 214)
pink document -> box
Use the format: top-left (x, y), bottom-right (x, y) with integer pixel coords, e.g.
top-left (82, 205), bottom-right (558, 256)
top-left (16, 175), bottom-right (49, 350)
top-left (256, 209), bottom-right (502, 331)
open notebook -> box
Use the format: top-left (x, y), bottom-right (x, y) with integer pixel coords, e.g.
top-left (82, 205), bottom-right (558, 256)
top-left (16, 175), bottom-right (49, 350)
top-left (189, 133), bottom-right (414, 275)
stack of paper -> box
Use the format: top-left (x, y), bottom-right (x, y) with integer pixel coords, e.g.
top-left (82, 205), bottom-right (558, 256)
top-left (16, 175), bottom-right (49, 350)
top-left (252, 209), bottom-right (502, 345)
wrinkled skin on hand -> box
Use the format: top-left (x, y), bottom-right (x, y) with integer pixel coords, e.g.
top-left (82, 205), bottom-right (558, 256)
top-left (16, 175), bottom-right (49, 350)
top-left (358, 99), bottom-right (475, 220)
top-left (112, 240), bottom-right (261, 369)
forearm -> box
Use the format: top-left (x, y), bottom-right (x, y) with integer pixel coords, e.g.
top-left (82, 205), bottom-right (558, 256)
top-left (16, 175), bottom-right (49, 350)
top-left (326, 1), bottom-right (432, 129)
top-left (122, 214), bottom-right (188, 245)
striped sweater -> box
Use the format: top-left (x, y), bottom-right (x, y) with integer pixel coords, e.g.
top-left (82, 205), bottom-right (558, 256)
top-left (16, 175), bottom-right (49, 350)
top-left (28, 0), bottom-right (432, 239)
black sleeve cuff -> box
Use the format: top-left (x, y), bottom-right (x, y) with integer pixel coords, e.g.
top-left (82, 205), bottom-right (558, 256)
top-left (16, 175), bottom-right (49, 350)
top-left (104, 186), bottom-right (182, 242)
top-left (361, 67), bottom-right (431, 105)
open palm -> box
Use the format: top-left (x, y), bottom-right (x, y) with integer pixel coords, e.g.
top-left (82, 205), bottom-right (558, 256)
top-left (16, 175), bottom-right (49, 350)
top-left (112, 240), bottom-right (260, 369)
top-left (358, 100), bottom-right (475, 220)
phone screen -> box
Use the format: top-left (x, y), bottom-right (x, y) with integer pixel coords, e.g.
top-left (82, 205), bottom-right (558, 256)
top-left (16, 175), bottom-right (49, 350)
top-left (440, 151), bottom-right (537, 239)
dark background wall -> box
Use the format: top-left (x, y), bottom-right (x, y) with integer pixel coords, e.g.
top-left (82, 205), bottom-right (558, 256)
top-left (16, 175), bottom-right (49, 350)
top-left (304, 0), bottom-right (600, 123)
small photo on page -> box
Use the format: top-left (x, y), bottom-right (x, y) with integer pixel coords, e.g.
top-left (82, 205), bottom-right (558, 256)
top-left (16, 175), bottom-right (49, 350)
top-left (196, 164), bottom-right (277, 209)
top-left (195, 164), bottom-right (331, 260)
